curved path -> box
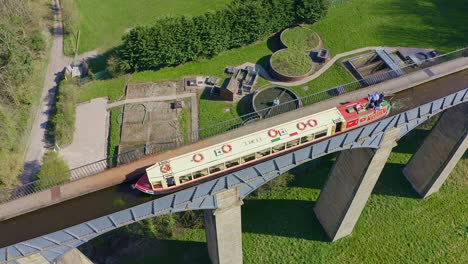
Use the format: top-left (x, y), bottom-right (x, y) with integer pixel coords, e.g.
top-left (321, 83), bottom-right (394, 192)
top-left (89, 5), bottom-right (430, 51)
top-left (240, 46), bottom-right (380, 87)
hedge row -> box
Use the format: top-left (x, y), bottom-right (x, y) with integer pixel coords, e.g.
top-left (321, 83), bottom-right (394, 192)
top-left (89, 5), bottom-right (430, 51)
top-left (52, 78), bottom-right (78, 147)
top-left (117, 0), bottom-right (329, 72)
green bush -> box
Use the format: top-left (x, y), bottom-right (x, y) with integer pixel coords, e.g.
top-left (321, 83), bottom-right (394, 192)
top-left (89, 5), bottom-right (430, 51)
top-left (52, 79), bottom-right (78, 147)
top-left (34, 151), bottom-right (70, 190)
top-left (0, 0), bottom-right (47, 190)
top-left (117, 0), bottom-right (328, 71)
top-left (125, 214), bottom-right (177, 239)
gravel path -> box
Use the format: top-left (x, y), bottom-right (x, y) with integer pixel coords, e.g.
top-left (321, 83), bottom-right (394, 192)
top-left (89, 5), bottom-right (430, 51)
top-left (239, 46), bottom-right (380, 87)
top-left (106, 93), bottom-right (194, 109)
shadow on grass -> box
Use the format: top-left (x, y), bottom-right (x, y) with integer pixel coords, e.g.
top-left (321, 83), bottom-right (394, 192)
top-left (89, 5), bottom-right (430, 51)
top-left (373, 162), bottom-right (419, 198)
top-left (256, 54), bottom-right (272, 70)
top-left (81, 236), bottom-right (209, 264)
top-left (242, 199), bottom-right (328, 242)
top-left (236, 93), bottom-right (255, 117)
top-left (267, 31), bottom-right (284, 53)
top-left (87, 47), bottom-right (118, 75)
top-left (373, 0), bottom-right (467, 52)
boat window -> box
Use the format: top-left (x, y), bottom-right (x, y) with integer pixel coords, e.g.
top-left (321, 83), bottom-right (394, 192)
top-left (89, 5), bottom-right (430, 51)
top-left (241, 153), bottom-right (256, 164)
top-left (152, 181), bottom-right (162, 188)
top-left (300, 134), bottom-right (315, 144)
top-left (255, 148), bottom-right (272, 158)
top-left (192, 169), bottom-right (209, 179)
top-left (286, 139), bottom-right (300, 148)
top-left (272, 143), bottom-right (286, 153)
top-left (209, 163), bottom-right (225, 174)
top-left (225, 158), bottom-right (240, 168)
top-left (179, 174), bottom-right (192, 183)
top-left (315, 130), bottom-right (328, 139)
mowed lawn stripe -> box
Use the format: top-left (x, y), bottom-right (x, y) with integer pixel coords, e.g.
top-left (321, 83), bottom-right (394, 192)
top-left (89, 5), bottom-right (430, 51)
top-left (74, 0), bottom-right (230, 53)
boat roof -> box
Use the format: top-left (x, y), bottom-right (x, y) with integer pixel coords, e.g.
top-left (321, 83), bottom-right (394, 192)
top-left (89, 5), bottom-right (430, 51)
top-left (336, 98), bottom-right (373, 122)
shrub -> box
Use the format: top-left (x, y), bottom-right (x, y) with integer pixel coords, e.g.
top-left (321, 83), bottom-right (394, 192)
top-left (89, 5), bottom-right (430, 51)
top-left (125, 214), bottom-right (177, 239)
top-left (175, 210), bottom-right (204, 229)
top-left (34, 151), bottom-right (70, 190)
top-left (251, 173), bottom-right (295, 198)
top-left (52, 78), bottom-right (78, 147)
top-left (271, 49), bottom-right (315, 76)
top-left (0, 0), bottom-right (46, 190)
top-left (117, 0), bottom-right (329, 72)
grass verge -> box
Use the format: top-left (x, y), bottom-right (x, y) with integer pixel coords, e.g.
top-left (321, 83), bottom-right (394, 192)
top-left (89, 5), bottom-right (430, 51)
top-left (107, 107), bottom-right (123, 167)
top-left (78, 77), bottom-right (127, 103)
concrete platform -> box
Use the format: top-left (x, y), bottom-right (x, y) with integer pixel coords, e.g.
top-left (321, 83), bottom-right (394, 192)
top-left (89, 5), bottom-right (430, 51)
top-left (60, 97), bottom-right (108, 169)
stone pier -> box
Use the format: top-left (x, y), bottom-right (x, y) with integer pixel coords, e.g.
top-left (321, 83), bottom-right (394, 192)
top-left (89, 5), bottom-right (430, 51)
top-left (403, 103), bottom-right (468, 198)
top-left (314, 128), bottom-right (400, 241)
top-left (204, 187), bottom-right (243, 264)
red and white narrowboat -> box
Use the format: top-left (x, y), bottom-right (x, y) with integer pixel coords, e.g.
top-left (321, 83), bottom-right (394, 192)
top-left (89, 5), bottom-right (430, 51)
top-left (134, 96), bottom-right (391, 195)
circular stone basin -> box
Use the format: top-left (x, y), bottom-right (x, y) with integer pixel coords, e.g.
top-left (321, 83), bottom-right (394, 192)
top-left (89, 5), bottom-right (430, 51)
top-left (253, 86), bottom-right (302, 118)
top-left (270, 49), bottom-right (315, 76)
top-left (281, 27), bottom-right (320, 51)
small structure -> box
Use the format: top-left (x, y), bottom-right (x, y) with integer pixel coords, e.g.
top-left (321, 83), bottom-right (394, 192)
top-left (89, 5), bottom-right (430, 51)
top-left (225, 66), bottom-right (236, 75)
top-left (65, 30), bottom-right (88, 78)
top-left (211, 66), bottom-right (259, 101)
top-left (206, 76), bottom-right (218, 85)
top-left (170, 101), bottom-right (183, 109)
top-left (316, 48), bottom-right (330, 63)
top-left (184, 76), bottom-right (205, 87)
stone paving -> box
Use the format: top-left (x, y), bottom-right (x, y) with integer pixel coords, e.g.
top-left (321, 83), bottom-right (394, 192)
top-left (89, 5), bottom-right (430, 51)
top-left (60, 98), bottom-right (108, 169)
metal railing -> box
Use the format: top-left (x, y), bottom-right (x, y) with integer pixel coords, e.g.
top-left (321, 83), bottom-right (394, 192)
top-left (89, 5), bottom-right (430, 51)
top-left (0, 47), bottom-right (466, 204)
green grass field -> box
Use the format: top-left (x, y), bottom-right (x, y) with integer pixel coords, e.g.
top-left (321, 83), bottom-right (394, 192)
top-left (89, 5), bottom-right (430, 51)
top-left (71, 0), bottom-right (230, 53)
top-left (77, 77), bottom-right (127, 103)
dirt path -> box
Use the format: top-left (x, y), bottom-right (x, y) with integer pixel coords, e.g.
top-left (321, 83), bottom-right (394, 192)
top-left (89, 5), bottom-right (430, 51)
top-left (106, 93), bottom-right (194, 109)
top-left (239, 46), bottom-right (380, 87)
top-left (20, 0), bottom-right (72, 183)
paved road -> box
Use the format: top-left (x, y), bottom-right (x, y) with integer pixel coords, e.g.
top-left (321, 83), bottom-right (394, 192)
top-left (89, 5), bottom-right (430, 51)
top-left (20, 0), bottom-right (72, 183)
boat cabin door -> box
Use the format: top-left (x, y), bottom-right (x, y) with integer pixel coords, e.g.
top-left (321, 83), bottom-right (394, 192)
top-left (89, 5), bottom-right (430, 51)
top-left (332, 120), bottom-right (343, 134)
